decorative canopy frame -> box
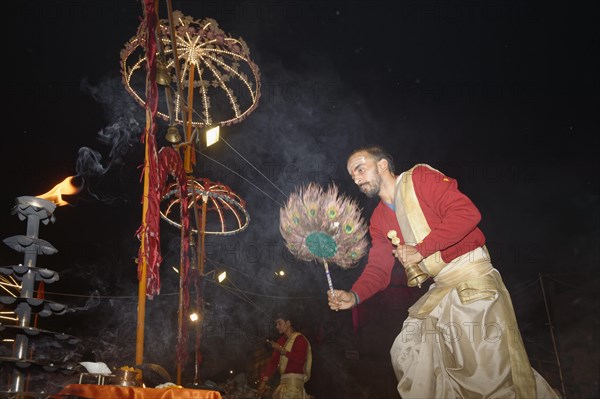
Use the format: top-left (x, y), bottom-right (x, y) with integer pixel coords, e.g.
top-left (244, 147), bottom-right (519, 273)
top-left (121, 11), bottom-right (261, 128)
top-left (161, 177), bottom-right (249, 236)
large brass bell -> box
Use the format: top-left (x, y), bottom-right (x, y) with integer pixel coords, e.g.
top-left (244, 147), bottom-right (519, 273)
top-left (405, 263), bottom-right (429, 288)
top-left (387, 230), bottom-right (429, 288)
top-left (155, 60), bottom-right (171, 86)
top-left (165, 125), bottom-right (182, 143)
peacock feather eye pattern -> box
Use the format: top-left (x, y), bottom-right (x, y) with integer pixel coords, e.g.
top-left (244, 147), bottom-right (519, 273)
top-left (279, 182), bottom-right (369, 270)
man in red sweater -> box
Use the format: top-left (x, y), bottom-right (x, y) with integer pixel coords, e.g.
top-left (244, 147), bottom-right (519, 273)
top-left (328, 145), bottom-right (558, 398)
top-left (256, 312), bottom-right (312, 399)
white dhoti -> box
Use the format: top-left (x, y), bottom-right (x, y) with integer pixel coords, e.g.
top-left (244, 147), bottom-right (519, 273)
top-left (390, 249), bottom-right (559, 398)
top-left (272, 373), bottom-right (311, 399)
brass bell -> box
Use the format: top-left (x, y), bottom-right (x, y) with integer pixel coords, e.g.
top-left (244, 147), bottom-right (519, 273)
top-left (155, 60), bottom-right (171, 86)
top-left (405, 263), bottom-right (429, 288)
top-left (165, 125), bottom-right (182, 143)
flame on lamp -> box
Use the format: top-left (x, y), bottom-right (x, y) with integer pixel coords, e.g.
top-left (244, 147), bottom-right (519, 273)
top-left (36, 176), bottom-right (83, 206)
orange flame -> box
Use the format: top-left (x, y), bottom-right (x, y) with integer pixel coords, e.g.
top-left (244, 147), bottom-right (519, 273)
top-left (36, 176), bottom-right (83, 206)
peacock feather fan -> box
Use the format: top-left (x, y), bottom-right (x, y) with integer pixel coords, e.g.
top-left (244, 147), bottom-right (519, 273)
top-left (279, 182), bottom-right (369, 270)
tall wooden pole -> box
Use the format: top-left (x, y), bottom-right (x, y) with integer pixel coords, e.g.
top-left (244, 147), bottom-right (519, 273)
top-left (176, 39), bottom-right (197, 387)
top-left (184, 66), bottom-right (196, 174)
top-left (199, 198), bottom-right (208, 275)
top-left (176, 265), bottom-right (184, 384)
top-left (136, 0), bottom-right (159, 367)
top-left (135, 135), bottom-right (150, 365)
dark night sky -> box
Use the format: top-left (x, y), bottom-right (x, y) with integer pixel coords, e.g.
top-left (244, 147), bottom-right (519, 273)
top-left (1, 1), bottom-right (598, 397)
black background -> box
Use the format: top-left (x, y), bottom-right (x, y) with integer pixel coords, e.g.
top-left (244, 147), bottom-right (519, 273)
top-left (1, 1), bottom-right (598, 398)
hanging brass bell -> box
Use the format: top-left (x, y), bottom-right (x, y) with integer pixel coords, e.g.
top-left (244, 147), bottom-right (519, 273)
top-left (165, 125), bottom-right (182, 143)
top-left (155, 60), bottom-right (171, 86)
top-left (405, 263), bottom-right (429, 288)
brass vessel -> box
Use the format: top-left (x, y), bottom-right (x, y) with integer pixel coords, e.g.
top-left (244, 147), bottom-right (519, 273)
top-left (111, 368), bottom-right (142, 387)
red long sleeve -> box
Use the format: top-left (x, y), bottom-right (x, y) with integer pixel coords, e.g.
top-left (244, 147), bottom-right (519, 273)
top-left (351, 203), bottom-right (398, 302)
top-left (260, 334), bottom-right (309, 380)
top-left (410, 165), bottom-right (484, 259)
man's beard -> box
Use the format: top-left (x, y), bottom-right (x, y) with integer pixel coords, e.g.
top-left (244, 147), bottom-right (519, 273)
top-left (361, 175), bottom-right (382, 198)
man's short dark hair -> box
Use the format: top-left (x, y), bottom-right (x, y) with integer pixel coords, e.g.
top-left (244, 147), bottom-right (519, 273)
top-left (348, 145), bottom-right (395, 174)
top-left (275, 311), bottom-right (293, 326)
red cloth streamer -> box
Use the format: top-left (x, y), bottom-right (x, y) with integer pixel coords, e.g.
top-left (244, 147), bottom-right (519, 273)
top-left (135, 0), bottom-right (193, 366)
top-left (136, 0), bottom-right (161, 298)
top-left (159, 147), bottom-right (192, 365)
